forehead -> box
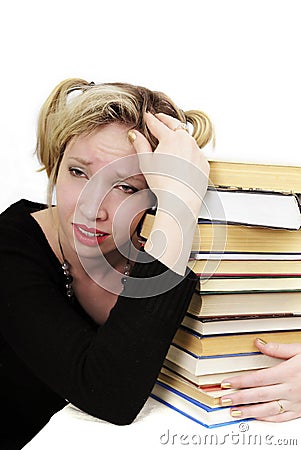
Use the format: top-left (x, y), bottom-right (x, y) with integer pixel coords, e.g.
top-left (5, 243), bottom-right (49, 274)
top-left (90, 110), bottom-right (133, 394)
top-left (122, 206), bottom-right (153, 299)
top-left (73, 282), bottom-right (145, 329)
top-left (63, 122), bottom-right (146, 183)
top-left (66, 123), bottom-right (136, 162)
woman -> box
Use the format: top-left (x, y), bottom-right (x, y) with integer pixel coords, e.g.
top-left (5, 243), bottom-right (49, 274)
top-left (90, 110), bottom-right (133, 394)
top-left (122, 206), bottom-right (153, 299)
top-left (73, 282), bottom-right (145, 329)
top-left (0, 78), bottom-right (212, 449)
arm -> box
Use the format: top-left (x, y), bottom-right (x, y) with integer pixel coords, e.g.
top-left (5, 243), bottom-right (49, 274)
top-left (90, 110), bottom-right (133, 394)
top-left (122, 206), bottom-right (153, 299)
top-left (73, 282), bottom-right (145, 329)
top-left (0, 218), bottom-right (197, 425)
top-left (130, 112), bottom-right (209, 276)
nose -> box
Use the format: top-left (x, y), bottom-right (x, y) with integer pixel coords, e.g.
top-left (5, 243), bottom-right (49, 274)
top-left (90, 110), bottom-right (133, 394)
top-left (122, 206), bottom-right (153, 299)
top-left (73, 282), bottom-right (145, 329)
top-left (77, 197), bottom-right (109, 223)
top-left (96, 205), bottom-right (108, 221)
top-left (75, 169), bottom-right (112, 224)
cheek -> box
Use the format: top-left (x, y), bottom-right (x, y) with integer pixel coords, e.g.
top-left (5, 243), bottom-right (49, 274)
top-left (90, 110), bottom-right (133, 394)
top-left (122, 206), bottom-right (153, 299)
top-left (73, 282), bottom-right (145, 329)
top-left (110, 192), bottom-right (150, 241)
top-left (55, 178), bottom-right (82, 221)
top-left (111, 211), bottom-right (144, 249)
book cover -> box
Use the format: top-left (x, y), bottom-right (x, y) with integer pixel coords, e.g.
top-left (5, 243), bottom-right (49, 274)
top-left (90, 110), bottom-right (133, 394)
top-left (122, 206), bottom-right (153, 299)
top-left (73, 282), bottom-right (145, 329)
top-left (188, 258), bottom-right (301, 276)
top-left (172, 327), bottom-right (301, 356)
top-left (188, 290), bottom-right (301, 317)
top-left (166, 345), bottom-right (281, 376)
top-left (199, 188), bottom-right (301, 229)
top-left (163, 359), bottom-right (256, 386)
top-left (207, 160), bottom-right (301, 193)
top-left (141, 214), bottom-right (301, 253)
top-left (151, 381), bottom-right (252, 428)
top-left (158, 368), bottom-right (236, 407)
top-left (199, 276), bottom-right (301, 293)
top-left (173, 327), bottom-right (301, 357)
top-left (182, 313), bottom-right (301, 335)
top-left (190, 252), bottom-right (301, 261)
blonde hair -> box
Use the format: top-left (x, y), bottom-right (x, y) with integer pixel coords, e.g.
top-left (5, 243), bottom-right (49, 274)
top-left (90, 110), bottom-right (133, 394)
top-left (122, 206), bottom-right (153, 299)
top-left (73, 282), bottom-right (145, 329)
top-left (36, 78), bottom-right (214, 200)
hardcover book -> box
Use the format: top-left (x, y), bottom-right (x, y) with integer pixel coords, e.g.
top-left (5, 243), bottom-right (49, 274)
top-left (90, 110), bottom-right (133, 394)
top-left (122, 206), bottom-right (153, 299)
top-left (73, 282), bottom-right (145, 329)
top-left (141, 214), bottom-right (301, 253)
top-left (151, 381), bottom-right (251, 428)
top-left (199, 188), bottom-right (301, 229)
top-left (187, 290), bottom-right (301, 317)
top-left (166, 345), bottom-right (281, 376)
top-left (182, 313), bottom-right (301, 335)
top-left (207, 159), bottom-right (301, 193)
top-left (173, 327), bottom-right (301, 357)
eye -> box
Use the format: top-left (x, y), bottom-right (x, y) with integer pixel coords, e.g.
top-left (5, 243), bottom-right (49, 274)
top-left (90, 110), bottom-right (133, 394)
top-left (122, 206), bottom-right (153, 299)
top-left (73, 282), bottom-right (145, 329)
top-left (114, 183), bottom-right (139, 194)
top-left (68, 167), bottom-right (87, 178)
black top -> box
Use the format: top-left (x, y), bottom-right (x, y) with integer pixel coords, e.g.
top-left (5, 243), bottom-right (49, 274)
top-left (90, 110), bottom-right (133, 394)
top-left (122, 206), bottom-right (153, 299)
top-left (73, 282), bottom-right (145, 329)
top-left (0, 200), bottom-right (197, 449)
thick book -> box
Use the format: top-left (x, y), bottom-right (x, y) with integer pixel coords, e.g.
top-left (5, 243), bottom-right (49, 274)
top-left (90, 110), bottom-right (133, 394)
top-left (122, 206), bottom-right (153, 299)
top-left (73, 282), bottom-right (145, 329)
top-left (199, 188), bottom-right (301, 229)
top-left (199, 276), bottom-right (301, 293)
top-left (187, 291), bottom-right (301, 317)
top-left (151, 381), bottom-right (251, 428)
top-left (158, 367), bottom-right (236, 407)
top-left (188, 258), bottom-right (301, 276)
top-left (207, 159), bottom-right (301, 193)
top-left (163, 359), bottom-right (256, 386)
top-left (182, 313), bottom-right (301, 335)
top-left (140, 214), bottom-right (301, 253)
top-left (173, 327), bottom-right (301, 357)
top-left (166, 345), bottom-right (282, 376)
top-left (190, 252), bottom-right (301, 261)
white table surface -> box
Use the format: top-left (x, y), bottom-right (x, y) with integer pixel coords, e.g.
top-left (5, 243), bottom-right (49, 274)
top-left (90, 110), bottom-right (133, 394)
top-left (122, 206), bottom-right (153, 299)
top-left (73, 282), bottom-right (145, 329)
top-left (23, 397), bottom-right (301, 450)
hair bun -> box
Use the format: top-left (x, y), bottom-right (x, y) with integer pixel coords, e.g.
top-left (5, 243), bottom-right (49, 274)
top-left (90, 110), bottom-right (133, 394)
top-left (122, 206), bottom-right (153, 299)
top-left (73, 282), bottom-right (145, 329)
top-left (184, 110), bottom-right (214, 148)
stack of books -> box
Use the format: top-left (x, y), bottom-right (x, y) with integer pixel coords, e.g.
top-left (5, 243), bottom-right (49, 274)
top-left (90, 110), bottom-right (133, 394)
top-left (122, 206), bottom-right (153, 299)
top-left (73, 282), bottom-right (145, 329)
top-left (141, 160), bottom-right (301, 427)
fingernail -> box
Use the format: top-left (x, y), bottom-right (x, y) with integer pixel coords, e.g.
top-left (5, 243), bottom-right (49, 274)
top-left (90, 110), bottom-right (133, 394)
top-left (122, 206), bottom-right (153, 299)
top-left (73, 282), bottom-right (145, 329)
top-left (221, 382), bottom-right (232, 389)
top-left (128, 130), bottom-right (136, 144)
top-left (257, 338), bottom-right (267, 345)
top-left (231, 409), bottom-right (242, 417)
top-left (220, 398), bottom-right (233, 406)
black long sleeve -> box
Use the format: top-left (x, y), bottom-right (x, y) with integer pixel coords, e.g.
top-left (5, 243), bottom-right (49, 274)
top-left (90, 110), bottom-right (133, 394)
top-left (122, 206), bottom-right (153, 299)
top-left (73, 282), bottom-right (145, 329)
top-left (0, 200), bottom-right (197, 449)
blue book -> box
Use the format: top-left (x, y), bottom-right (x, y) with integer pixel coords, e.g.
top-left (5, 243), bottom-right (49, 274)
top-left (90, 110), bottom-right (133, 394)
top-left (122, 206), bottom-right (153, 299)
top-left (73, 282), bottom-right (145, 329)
top-left (151, 380), bottom-right (252, 428)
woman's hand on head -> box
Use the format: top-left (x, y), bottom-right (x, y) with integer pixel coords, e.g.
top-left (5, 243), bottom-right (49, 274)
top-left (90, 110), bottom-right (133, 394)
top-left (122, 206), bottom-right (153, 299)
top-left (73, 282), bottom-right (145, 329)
top-left (143, 112), bottom-right (209, 175)
top-left (128, 112), bottom-right (210, 218)
top-left (219, 340), bottom-right (301, 422)
top-left (128, 112), bottom-right (210, 275)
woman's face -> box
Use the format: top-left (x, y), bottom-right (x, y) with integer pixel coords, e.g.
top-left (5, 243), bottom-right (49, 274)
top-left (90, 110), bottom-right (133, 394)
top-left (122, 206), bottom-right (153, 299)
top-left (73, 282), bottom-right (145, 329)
top-left (55, 123), bottom-right (150, 262)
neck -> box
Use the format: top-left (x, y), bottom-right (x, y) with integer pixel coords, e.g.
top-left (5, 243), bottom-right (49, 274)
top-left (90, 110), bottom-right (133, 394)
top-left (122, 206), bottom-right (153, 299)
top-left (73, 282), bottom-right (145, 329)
top-left (58, 232), bottom-right (135, 295)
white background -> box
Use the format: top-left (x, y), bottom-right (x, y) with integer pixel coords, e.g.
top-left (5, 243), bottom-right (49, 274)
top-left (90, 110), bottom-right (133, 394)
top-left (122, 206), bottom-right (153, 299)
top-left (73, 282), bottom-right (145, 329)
top-left (1, 0), bottom-right (301, 212)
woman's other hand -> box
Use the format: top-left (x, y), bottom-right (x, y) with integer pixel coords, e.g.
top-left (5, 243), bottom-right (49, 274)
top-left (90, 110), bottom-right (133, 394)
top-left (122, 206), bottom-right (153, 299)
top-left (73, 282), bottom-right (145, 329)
top-left (220, 340), bottom-right (301, 422)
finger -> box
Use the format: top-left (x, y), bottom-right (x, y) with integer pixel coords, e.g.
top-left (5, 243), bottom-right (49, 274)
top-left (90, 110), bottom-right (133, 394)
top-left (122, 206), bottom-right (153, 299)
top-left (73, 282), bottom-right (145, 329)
top-left (221, 364), bottom-right (286, 389)
top-left (128, 129), bottom-right (152, 155)
top-left (259, 412), bottom-right (295, 422)
top-left (255, 339), bottom-right (301, 359)
top-left (155, 112), bottom-right (188, 131)
top-left (144, 112), bottom-right (185, 141)
top-left (260, 410), bottom-right (298, 422)
top-left (220, 383), bottom-right (286, 408)
top-left (228, 400), bottom-right (293, 421)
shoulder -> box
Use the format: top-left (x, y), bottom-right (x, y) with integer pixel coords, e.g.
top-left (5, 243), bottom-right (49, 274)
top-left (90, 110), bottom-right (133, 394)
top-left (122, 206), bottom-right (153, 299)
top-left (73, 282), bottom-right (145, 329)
top-left (0, 199), bottom-right (56, 263)
top-left (0, 198), bottom-right (47, 221)
top-left (0, 199), bottom-right (47, 235)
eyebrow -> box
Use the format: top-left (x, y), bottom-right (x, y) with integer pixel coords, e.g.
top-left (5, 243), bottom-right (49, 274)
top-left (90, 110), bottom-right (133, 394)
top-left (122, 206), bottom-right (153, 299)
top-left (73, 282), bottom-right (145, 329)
top-left (68, 156), bottom-right (93, 166)
top-left (115, 170), bottom-right (144, 183)
top-left (68, 157), bottom-right (146, 185)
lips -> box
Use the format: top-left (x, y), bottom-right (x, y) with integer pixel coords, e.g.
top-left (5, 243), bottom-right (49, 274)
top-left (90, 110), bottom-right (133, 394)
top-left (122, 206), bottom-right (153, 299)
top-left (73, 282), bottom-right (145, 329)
top-left (73, 223), bottom-right (109, 247)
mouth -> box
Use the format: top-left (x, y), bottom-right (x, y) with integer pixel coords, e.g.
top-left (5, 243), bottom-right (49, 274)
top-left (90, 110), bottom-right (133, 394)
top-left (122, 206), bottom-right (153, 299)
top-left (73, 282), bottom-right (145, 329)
top-left (73, 223), bottom-right (109, 246)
